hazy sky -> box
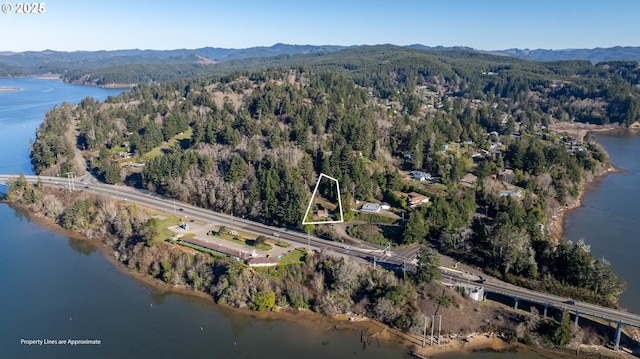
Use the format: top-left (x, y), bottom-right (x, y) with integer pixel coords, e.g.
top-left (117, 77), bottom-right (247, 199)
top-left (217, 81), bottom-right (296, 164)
top-left (1, 0), bottom-right (639, 52)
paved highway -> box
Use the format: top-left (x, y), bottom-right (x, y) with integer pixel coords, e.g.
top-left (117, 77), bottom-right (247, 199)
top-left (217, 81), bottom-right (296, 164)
top-left (2, 174), bottom-right (640, 332)
top-left (0, 174), bottom-right (400, 264)
top-left (441, 268), bottom-right (640, 329)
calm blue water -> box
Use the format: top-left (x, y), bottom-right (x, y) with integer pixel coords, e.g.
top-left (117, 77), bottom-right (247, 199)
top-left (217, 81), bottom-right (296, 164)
top-left (0, 78), bottom-right (410, 359)
top-left (0, 78), bottom-right (575, 359)
top-left (0, 78), bottom-right (121, 174)
top-left (564, 131), bottom-right (640, 313)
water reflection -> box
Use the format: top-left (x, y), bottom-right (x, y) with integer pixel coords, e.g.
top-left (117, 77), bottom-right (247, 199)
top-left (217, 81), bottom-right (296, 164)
top-left (67, 236), bottom-right (97, 256)
top-left (8, 203), bottom-right (31, 222)
top-left (150, 290), bottom-right (170, 306)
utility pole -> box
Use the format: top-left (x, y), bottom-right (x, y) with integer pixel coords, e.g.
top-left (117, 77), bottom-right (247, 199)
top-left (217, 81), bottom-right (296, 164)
top-left (402, 261), bottom-right (406, 280)
top-left (422, 316), bottom-right (427, 347)
top-left (430, 315), bottom-right (435, 345)
top-left (66, 172), bottom-right (75, 192)
top-left (384, 242), bottom-right (392, 256)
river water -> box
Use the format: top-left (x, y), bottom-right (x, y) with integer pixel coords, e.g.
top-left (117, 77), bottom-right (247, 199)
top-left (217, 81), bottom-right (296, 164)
top-left (564, 131), bottom-right (640, 314)
top-left (0, 78), bottom-right (597, 358)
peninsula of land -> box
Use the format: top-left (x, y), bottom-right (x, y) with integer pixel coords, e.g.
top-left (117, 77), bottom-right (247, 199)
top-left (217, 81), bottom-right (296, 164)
top-left (10, 44), bottom-right (640, 357)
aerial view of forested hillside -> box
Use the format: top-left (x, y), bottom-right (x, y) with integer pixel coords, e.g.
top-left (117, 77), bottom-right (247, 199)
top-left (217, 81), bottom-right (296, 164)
top-left (27, 46), bottom-right (638, 309)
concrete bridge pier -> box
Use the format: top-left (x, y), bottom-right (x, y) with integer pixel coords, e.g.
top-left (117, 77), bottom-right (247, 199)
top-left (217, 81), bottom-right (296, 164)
top-left (513, 297), bottom-right (519, 310)
top-left (614, 321), bottom-right (622, 351)
top-left (542, 304), bottom-right (548, 318)
top-left (574, 311), bottom-right (580, 326)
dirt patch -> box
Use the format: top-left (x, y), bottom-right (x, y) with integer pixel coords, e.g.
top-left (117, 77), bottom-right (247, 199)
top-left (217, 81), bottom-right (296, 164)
top-left (549, 121), bottom-right (624, 142)
top-left (209, 89), bottom-right (249, 112)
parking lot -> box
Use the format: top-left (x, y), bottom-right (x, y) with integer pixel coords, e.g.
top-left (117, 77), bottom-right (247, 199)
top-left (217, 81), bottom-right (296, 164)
top-left (168, 220), bottom-right (294, 259)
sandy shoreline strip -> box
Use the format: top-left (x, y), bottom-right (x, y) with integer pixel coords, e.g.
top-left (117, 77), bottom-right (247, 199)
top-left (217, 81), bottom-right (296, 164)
top-left (35, 76), bottom-right (61, 80)
top-left (406, 332), bottom-right (516, 358)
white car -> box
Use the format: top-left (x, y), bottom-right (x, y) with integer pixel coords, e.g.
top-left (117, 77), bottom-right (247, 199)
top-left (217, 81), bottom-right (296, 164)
top-left (272, 232), bottom-right (279, 238)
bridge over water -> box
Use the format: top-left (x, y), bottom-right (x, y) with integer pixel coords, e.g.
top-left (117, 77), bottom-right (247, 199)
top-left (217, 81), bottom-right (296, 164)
top-left (441, 267), bottom-right (640, 351)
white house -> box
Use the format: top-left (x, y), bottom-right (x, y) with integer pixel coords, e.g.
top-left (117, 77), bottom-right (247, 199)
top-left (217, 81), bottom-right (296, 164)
top-left (499, 189), bottom-right (522, 198)
top-left (361, 203), bottom-right (381, 213)
top-left (247, 257), bottom-right (279, 267)
top-left (409, 171), bottom-right (433, 181)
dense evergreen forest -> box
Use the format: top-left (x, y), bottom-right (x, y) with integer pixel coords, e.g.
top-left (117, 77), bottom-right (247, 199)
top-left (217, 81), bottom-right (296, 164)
top-left (30, 46), bottom-right (636, 307)
top-left (0, 44), bottom-right (347, 80)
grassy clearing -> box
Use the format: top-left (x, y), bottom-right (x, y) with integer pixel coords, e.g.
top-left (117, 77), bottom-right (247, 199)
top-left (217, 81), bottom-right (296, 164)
top-left (145, 207), bottom-right (198, 242)
top-left (144, 128), bottom-right (193, 159)
top-left (273, 240), bottom-right (290, 248)
top-left (210, 232), bottom-right (273, 251)
top-left (150, 214), bottom-right (184, 241)
top-left (354, 212), bottom-right (398, 224)
top-left (144, 145), bottom-right (164, 159)
top-left (277, 247), bottom-right (307, 265)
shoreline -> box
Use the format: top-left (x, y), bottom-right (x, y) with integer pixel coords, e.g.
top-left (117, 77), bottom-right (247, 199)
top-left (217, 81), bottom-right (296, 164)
top-left (547, 162), bottom-right (626, 242)
top-left (35, 75), bottom-right (61, 80)
top-left (6, 126), bottom-right (640, 359)
top-left (546, 124), bottom-right (633, 242)
top-left (0, 201), bottom-right (569, 358)
top-left (9, 203), bottom-right (634, 359)
top-left (0, 87), bottom-right (21, 92)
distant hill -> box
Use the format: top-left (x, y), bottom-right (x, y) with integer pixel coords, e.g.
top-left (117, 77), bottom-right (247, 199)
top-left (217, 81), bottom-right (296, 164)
top-left (487, 46), bottom-right (640, 64)
top-left (2, 43), bottom-right (640, 84)
top-left (0, 43), bottom-right (348, 75)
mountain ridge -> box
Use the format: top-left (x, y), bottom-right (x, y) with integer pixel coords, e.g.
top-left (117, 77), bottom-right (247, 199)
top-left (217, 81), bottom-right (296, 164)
top-left (3, 43), bottom-right (640, 66)
top-left (3, 43), bottom-right (640, 85)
